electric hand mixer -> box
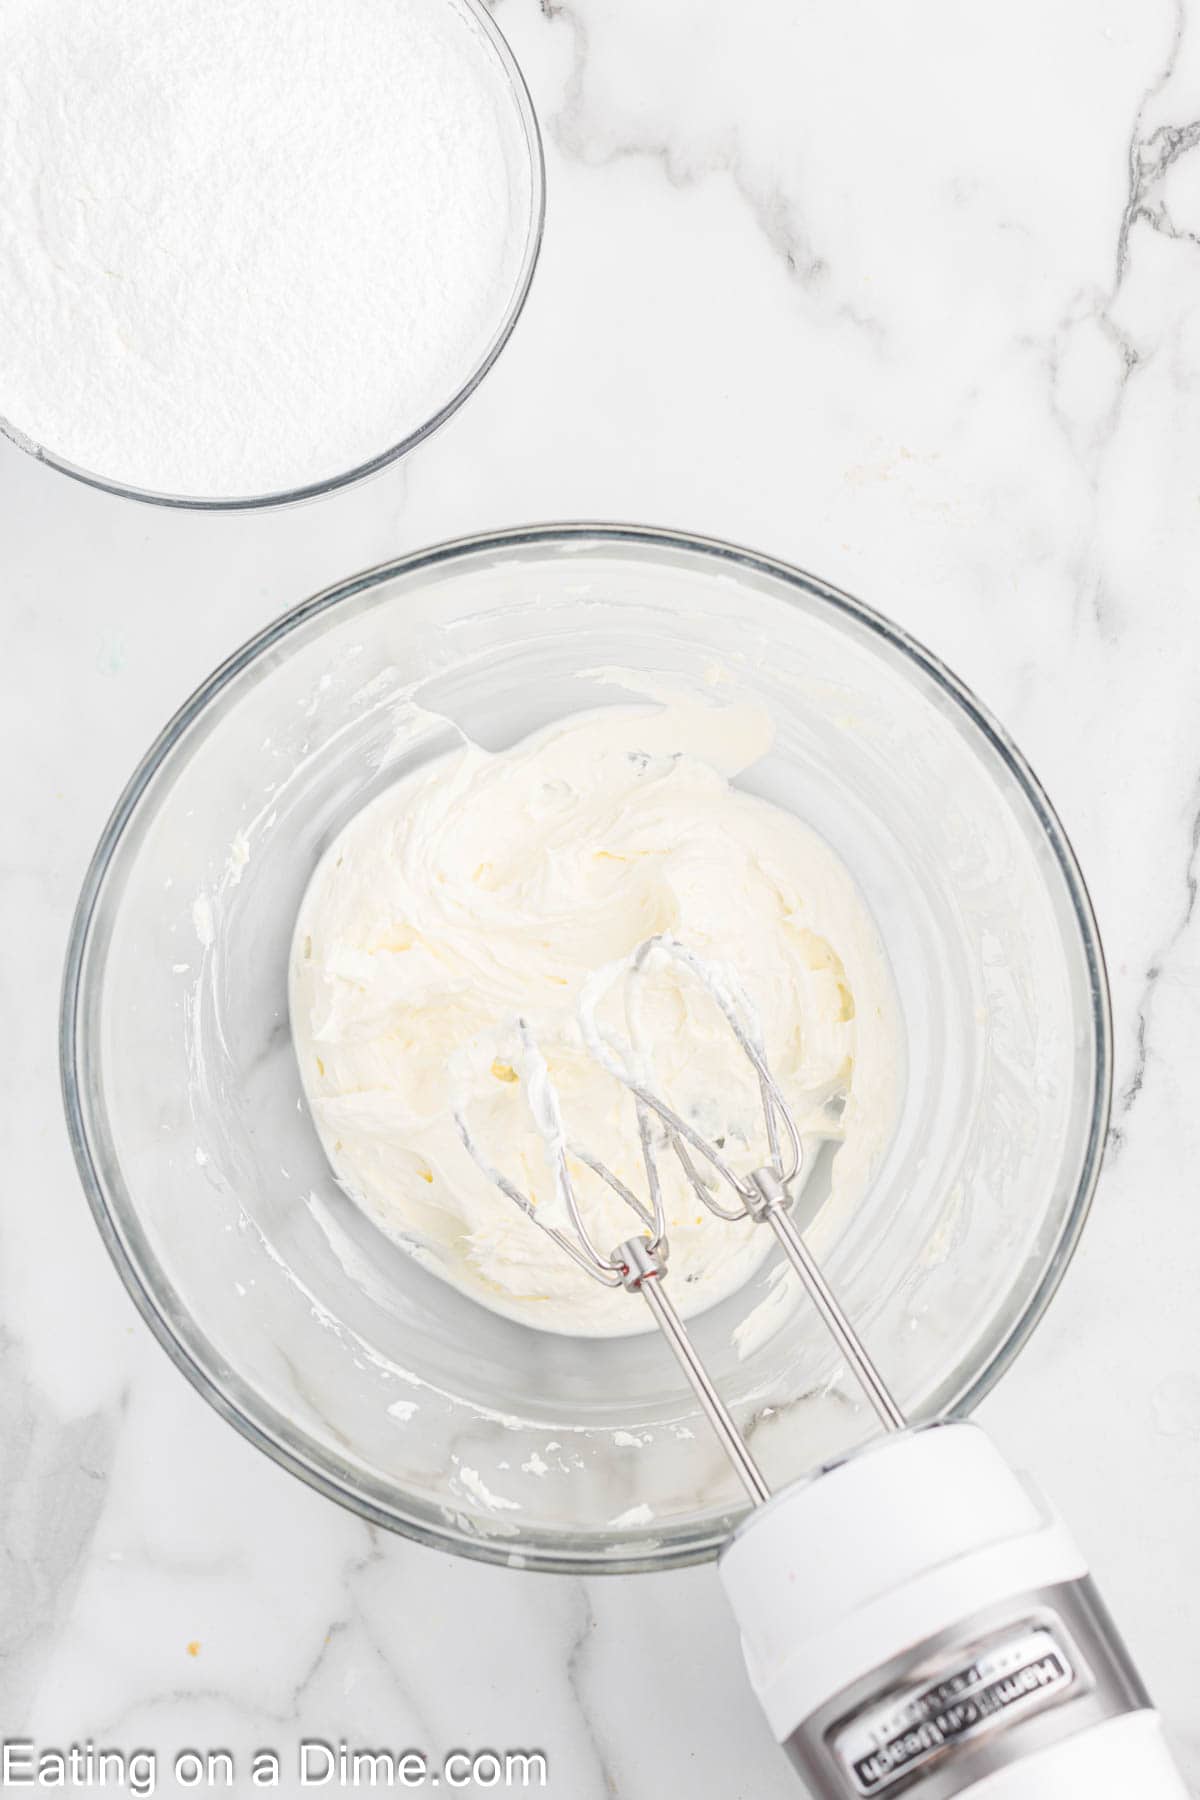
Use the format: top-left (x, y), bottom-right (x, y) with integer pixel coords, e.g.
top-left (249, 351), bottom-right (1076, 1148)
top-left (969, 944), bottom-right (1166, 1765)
top-left (461, 936), bottom-right (1189, 1799)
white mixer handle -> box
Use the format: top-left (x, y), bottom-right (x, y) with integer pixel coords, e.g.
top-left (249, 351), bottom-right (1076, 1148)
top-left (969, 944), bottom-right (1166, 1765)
top-left (719, 1422), bottom-right (1190, 1799)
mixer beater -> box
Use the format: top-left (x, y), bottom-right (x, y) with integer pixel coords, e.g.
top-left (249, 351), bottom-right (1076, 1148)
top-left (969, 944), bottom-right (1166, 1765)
top-left (460, 933), bottom-right (902, 1496)
top-left (459, 935), bottom-right (1187, 1799)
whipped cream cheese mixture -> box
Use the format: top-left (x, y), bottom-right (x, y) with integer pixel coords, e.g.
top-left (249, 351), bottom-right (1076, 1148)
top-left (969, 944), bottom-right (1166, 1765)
top-left (290, 692), bottom-right (900, 1335)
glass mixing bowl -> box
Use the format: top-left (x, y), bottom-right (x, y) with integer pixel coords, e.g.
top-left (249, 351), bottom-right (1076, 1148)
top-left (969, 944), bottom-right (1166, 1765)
top-left (0, 0), bottom-right (543, 511)
top-left (61, 526), bottom-right (1110, 1571)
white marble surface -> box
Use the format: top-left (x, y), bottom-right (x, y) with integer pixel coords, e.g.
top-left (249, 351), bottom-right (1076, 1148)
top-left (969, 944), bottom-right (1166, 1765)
top-left (3, 0), bottom-right (1199, 1790)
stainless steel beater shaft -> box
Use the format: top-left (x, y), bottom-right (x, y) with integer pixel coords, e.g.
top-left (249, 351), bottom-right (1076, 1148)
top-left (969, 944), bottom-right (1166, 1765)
top-left (617, 1236), bottom-right (770, 1504)
top-left (622, 1071), bottom-right (907, 1435)
top-left (746, 1171), bottom-right (906, 1433)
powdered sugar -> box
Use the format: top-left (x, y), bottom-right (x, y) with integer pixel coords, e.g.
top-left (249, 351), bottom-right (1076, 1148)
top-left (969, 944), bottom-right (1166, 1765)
top-left (0, 0), bottom-right (535, 498)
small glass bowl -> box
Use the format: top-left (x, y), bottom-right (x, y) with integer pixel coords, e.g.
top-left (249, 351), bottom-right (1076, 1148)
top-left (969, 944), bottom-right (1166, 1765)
top-left (61, 526), bottom-right (1111, 1571)
top-left (0, 0), bottom-right (544, 511)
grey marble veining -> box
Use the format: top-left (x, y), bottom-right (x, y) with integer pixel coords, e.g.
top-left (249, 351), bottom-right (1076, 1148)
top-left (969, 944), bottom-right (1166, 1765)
top-left (2, 0), bottom-right (1199, 1792)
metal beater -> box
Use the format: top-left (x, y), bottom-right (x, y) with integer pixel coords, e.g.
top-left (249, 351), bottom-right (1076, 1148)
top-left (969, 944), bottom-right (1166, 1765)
top-left (458, 933), bottom-right (1187, 1800)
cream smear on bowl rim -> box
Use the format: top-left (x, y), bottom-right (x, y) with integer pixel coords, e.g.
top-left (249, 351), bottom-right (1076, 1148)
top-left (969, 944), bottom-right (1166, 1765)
top-left (0, 0), bottom-right (541, 504)
top-left (288, 682), bottom-right (903, 1338)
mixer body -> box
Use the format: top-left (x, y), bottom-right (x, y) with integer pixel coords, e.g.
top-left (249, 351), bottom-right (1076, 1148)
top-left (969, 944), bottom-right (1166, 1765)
top-left (719, 1422), bottom-right (1188, 1798)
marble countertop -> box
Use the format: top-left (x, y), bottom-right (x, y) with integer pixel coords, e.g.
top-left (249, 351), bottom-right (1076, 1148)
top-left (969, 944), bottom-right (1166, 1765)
top-left (4, 0), bottom-right (1199, 1791)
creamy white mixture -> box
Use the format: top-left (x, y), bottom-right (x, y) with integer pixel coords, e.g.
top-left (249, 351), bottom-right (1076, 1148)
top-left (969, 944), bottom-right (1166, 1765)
top-left (290, 694), bottom-right (900, 1335)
